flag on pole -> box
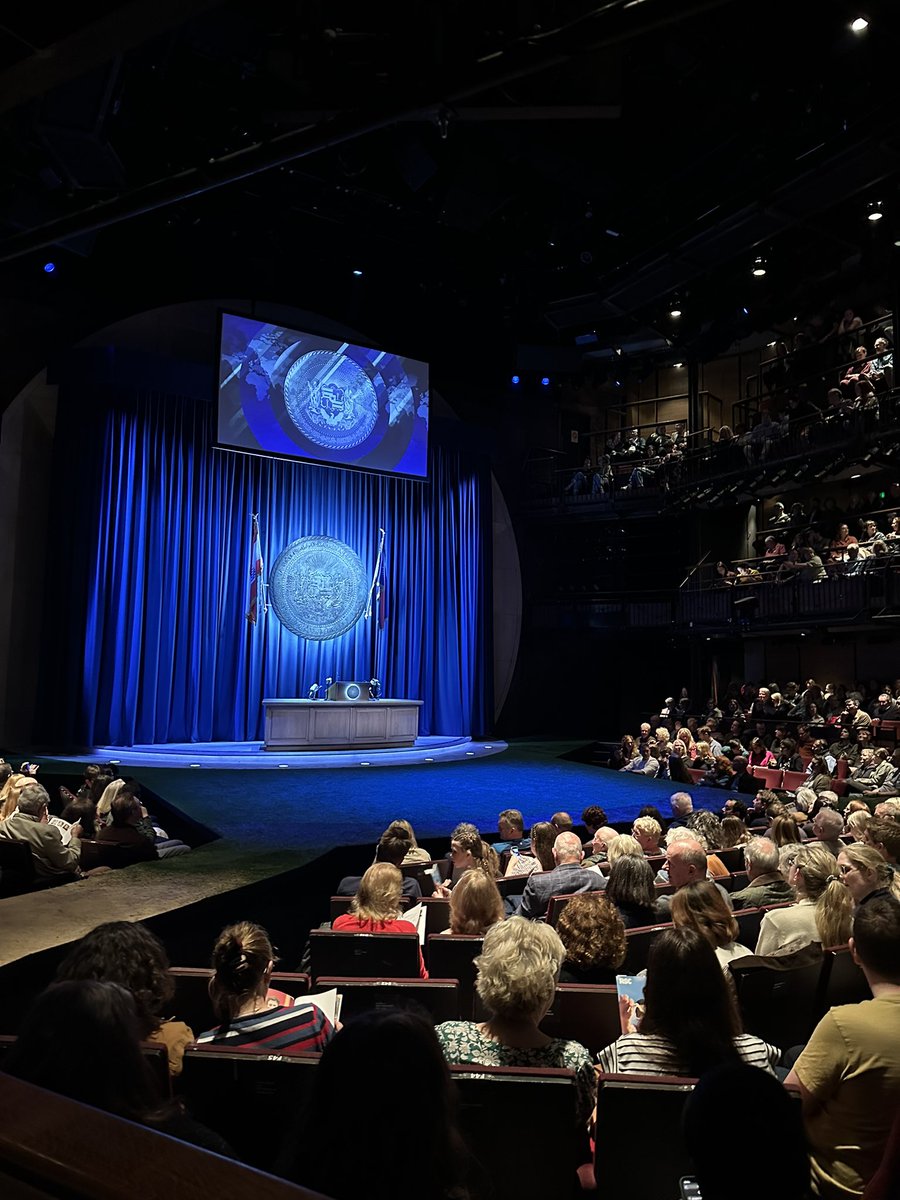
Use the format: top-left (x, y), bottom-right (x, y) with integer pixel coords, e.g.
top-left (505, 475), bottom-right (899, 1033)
top-left (376, 542), bottom-right (387, 631)
top-left (246, 513), bottom-right (264, 625)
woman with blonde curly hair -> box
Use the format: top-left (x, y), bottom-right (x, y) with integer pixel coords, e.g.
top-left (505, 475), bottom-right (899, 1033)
top-left (670, 880), bottom-right (753, 970)
top-left (605, 833), bottom-right (643, 866)
top-left (333, 862), bottom-right (428, 977)
top-left (556, 893), bottom-right (626, 985)
top-left (755, 844), bottom-right (852, 957)
top-left (445, 870), bottom-right (504, 936)
top-left (435, 918), bottom-right (595, 1127)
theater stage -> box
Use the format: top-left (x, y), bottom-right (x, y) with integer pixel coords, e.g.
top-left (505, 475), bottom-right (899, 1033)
top-left (41, 735), bottom-right (505, 770)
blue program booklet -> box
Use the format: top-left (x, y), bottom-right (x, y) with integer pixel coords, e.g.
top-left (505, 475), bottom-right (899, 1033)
top-left (615, 974), bottom-right (646, 1034)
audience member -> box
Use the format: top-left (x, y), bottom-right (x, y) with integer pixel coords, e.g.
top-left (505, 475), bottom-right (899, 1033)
top-left (785, 896), bottom-right (900, 1199)
top-left (730, 838), bottom-right (794, 909)
top-left (631, 815), bottom-right (662, 855)
top-left (837, 844), bottom-right (900, 906)
top-left (670, 880), bottom-right (753, 970)
top-left (199, 921), bottom-right (337, 1048)
top-left (494, 808), bottom-right (531, 854)
top-left (435, 919), bottom-right (596, 1127)
top-left (393, 818), bottom-right (432, 865)
top-left (811, 807), bottom-right (845, 856)
top-left (332, 864), bottom-right (428, 978)
top-left (550, 812), bottom-right (574, 833)
top-left (287, 1010), bottom-right (475, 1200)
top-left (336, 822), bottom-right (423, 899)
top-left (605, 854), bottom-right (660, 929)
top-left (444, 870), bottom-right (504, 936)
top-left (556, 893), bottom-right (626, 984)
top-left (754, 844), bottom-right (852, 957)
top-left (96, 792), bottom-right (158, 865)
top-left (518, 832), bottom-right (606, 920)
top-left (596, 928), bottom-right (779, 1075)
top-left (54, 920), bottom-right (193, 1076)
top-left (669, 792), bottom-right (693, 827)
top-left (0, 782), bottom-right (82, 882)
top-left (4, 980), bottom-right (232, 1155)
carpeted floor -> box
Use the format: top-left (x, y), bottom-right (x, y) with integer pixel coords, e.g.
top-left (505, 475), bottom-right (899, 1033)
top-left (36, 738), bottom-right (722, 853)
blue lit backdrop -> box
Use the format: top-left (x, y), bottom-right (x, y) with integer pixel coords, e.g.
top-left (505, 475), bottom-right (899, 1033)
top-left (43, 376), bottom-right (491, 746)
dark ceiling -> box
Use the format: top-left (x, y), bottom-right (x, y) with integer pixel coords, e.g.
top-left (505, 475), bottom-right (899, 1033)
top-left (0, 0), bottom-right (898, 400)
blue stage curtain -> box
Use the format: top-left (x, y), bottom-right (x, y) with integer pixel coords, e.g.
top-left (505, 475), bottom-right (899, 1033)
top-left (44, 387), bottom-right (491, 745)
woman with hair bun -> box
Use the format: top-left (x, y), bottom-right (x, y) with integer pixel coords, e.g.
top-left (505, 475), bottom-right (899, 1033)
top-left (755, 844), bottom-right (852, 957)
top-left (197, 921), bottom-right (335, 1052)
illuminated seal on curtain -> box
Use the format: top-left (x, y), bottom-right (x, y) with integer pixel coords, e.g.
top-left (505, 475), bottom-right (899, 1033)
top-left (283, 350), bottom-right (379, 450)
top-left (268, 535), bottom-right (369, 640)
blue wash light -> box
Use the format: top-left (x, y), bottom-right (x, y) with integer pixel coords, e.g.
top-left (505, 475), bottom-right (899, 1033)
top-left (43, 262), bottom-right (56, 273)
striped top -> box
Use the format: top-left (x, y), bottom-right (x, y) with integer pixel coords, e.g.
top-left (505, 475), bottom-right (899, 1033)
top-left (597, 1032), bottom-right (778, 1076)
top-left (196, 1003), bottom-right (334, 1055)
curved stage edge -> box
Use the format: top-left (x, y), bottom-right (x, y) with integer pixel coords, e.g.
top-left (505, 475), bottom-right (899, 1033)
top-left (42, 736), bottom-right (507, 771)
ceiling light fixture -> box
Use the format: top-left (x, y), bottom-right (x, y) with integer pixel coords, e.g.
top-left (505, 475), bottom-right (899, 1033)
top-left (752, 255), bottom-right (767, 277)
top-left (851, 16), bottom-right (869, 32)
top-left (867, 200), bottom-right (884, 221)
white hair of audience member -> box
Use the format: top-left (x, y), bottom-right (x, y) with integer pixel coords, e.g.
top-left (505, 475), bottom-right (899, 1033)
top-left (817, 790), bottom-right (839, 809)
top-left (743, 837), bottom-right (780, 874)
top-left (606, 834), bottom-right (643, 865)
top-left (592, 826), bottom-right (620, 852)
top-left (633, 816), bottom-right (662, 841)
top-left (778, 843), bottom-right (802, 882)
top-left (874, 798), bottom-right (900, 819)
top-left (814, 808), bottom-right (844, 838)
top-left (670, 792), bottom-right (693, 816)
top-left (794, 788), bottom-right (817, 813)
top-left (553, 831), bottom-right (583, 862)
top-left (474, 918), bottom-right (564, 1019)
top-left (667, 825), bottom-right (708, 852)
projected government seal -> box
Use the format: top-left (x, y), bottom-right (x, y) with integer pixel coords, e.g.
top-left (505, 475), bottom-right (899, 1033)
top-left (283, 350), bottom-right (379, 451)
top-left (268, 535), bottom-right (369, 640)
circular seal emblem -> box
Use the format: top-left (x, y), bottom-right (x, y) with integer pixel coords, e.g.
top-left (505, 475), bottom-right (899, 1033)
top-left (283, 350), bottom-right (379, 451)
top-left (268, 535), bottom-right (369, 640)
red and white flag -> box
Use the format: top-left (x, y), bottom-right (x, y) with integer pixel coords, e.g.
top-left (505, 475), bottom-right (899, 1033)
top-left (246, 513), bottom-right (265, 625)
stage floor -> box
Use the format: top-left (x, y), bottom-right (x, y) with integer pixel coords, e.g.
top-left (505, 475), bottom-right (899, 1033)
top-left (44, 735), bottom-right (506, 770)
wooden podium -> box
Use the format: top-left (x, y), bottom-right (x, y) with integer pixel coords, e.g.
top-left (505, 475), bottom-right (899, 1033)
top-left (261, 698), bottom-right (423, 751)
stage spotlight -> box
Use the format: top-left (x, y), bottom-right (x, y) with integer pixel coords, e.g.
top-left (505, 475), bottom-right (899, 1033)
top-left (511, 374), bottom-right (520, 385)
top-left (851, 16), bottom-right (868, 32)
top-left (669, 301), bottom-right (682, 318)
top-left (351, 268), bottom-right (363, 276)
top-left (867, 200), bottom-right (884, 222)
top-left (742, 306), bottom-right (750, 315)
top-left (43, 261), bottom-right (56, 273)
top-left (751, 256), bottom-right (767, 276)
top-left (541, 376), bottom-right (551, 386)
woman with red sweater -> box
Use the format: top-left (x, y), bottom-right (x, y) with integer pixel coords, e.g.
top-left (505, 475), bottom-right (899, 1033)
top-left (332, 862), bottom-right (428, 977)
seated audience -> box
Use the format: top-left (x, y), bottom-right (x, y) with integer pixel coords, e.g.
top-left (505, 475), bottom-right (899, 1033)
top-left (669, 792), bottom-right (694, 827)
top-left (863, 818), bottom-right (900, 871)
top-left (444, 870), bottom-right (504, 936)
top-left (785, 896), bottom-right (900, 1200)
top-left (198, 920), bottom-right (337, 1048)
top-left (684, 1063), bottom-right (813, 1200)
top-left (811, 807), bottom-right (845, 857)
top-left (837, 844), bottom-right (900, 906)
top-left (605, 854), bottom-right (660, 929)
top-left (844, 807), bottom-right (872, 842)
top-left (394, 818), bottom-right (432, 865)
top-left (596, 928), bottom-right (779, 1075)
top-left (771, 814), bottom-right (802, 847)
top-left (287, 1010), bottom-right (475, 1200)
top-left (551, 812), bottom-right (574, 833)
top-left (96, 792), bottom-right (158, 865)
top-left (505, 819), bottom-right (554, 879)
top-left (434, 823), bottom-right (500, 895)
top-left (518, 831), bottom-right (606, 920)
top-left (631, 815), bottom-right (662, 855)
top-left (657, 837), bottom-right (732, 913)
top-left (337, 822), bottom-right (423, 899)
top-left (493, 808), bottom-right (531, 854)
top-left (435, 919), bottom-right (596, 1127)
top-left (333, 864), bottom-right (428, 978)
top-left (0, 782), bottom-right (82, 882)
top-left (755, 844), bottom-right (852, 957)
top-left (705, 755), bottom-right (737, 788)
top-left (730, 838), bottom-right (795, 909)
top-left (54, 920), bottom-right (193, 1076)
top-left (604, 833), bottom-right (643, 868)
top-left (670, 880), bottom-right (753, 970)
top-left (556, 893), bottom-right (626, 984)
top-left (0, 771), bottom-right (38, 820)
top-left (621, 742), bottom-right (659, 776)
top-left (4, 980), bottom-right (232, 1155)
top-left (719, 814), bottom-right (751, 848)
